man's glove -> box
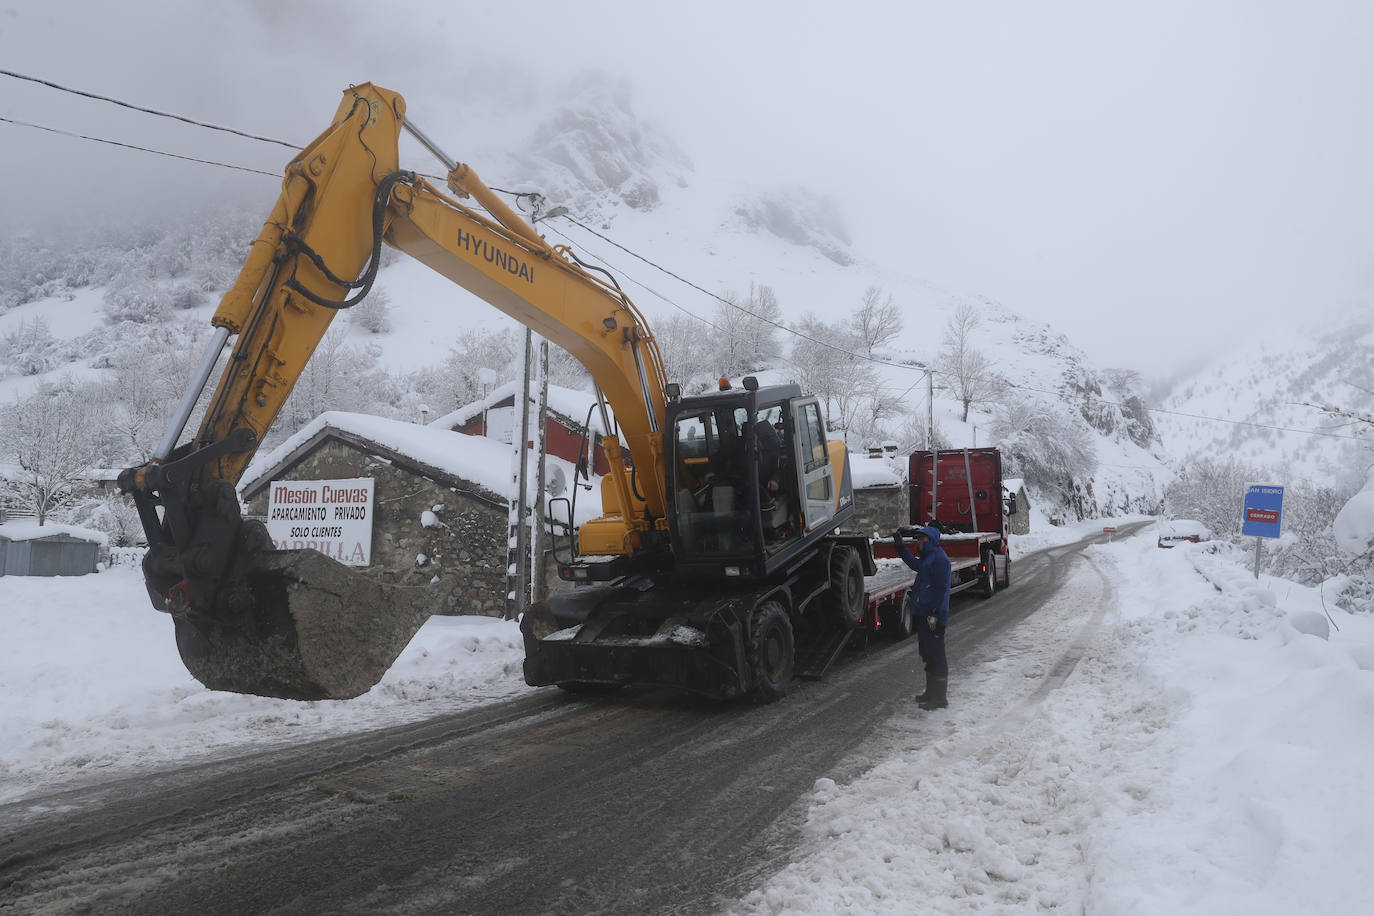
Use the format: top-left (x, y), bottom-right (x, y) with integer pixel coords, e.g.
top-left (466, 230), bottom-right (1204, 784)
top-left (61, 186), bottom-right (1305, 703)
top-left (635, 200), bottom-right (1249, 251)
top-left (892, 531), bottom-right (903, 544)
top-left (925, 615), bottom-right (938, 630)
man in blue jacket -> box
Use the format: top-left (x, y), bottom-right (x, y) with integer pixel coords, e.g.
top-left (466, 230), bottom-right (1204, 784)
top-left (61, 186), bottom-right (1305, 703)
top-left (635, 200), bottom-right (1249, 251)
top-left (893, 525), bottom-right (952, 710)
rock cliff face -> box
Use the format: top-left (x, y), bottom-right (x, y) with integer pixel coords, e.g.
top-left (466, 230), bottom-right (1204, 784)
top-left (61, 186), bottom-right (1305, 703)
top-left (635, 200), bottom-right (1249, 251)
top-left (515, 72), bottom-right (692, 221)
top-left (732, 189), bottom-right (854, 266)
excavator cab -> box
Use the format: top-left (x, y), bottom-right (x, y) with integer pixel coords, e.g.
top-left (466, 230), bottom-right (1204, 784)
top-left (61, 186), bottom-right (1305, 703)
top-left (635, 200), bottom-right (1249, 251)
top-left (666, 381), bottom-right (808, 577)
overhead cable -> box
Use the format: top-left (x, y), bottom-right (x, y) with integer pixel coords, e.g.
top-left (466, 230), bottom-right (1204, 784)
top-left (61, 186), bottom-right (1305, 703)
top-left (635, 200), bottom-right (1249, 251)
top-left (0, 116), bottom-right (280, 177)
top-left (0, 68), bottom-right (300, 149)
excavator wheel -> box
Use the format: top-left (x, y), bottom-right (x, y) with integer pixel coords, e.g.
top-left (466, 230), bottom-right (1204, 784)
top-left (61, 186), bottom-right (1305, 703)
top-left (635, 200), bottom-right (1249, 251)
top-left (827, 545), bottom-right (865, 630)
top-left (747, 600), bottom-right (794, 703)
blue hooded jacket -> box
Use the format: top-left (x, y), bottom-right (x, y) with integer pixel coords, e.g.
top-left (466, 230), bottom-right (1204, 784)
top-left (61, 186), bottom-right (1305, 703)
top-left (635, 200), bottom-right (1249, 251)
top-left (895, 526), bottom-right (952, 625)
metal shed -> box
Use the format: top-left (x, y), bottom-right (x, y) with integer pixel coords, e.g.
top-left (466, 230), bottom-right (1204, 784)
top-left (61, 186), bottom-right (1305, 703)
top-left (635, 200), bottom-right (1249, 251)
top-left (0, 525), bottom-right (102, 576)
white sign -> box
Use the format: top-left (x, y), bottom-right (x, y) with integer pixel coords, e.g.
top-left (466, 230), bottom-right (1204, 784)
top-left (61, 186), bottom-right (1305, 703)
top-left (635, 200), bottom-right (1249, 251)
top-left (266, 477), bottom-right (374, 566)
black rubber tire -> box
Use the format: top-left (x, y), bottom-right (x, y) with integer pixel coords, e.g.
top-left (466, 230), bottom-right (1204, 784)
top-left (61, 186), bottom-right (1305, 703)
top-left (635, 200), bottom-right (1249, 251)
top-left (889, 589), bottom-right (916, 641)
top-left (748, 600), bottom-right (795, 703)
top-left (1001, 554), bottom-right (1012, 590)
top-left (980, 551), bottom-right (997, 599)
top-left (828, 545), bottom-right (865, 630)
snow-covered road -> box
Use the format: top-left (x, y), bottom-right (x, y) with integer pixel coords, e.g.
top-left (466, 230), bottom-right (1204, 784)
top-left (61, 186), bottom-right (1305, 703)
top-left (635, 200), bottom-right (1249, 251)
top-left (3, 520), bottom-right (1372, 913)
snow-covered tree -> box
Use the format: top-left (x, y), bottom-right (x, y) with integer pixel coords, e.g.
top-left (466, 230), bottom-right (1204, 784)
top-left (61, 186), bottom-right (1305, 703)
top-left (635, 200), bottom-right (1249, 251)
top-left (1162, 457), bottom-right (1263, 537)
top-left (350, 287), bottom-right (393, 334)
top-left (852, 286), bottom-right (902, 355)
top-left (992, 394), bottom-right (1098, 511)
top-left (787, 312), bottom-right (875, 438)
top-left (713, 283), bottom-right (781, 377)
top-left (0, 379), bottom-right (106, 524)
top-left (937, 303), bottom-right (1003, 422)
top-left (654, 312), bottom-right (716, 393)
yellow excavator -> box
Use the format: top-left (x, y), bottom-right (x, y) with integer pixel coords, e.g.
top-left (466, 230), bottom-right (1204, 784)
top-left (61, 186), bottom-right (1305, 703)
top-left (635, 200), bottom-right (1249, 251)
top-left (120, 84), bottom-right (873, 704)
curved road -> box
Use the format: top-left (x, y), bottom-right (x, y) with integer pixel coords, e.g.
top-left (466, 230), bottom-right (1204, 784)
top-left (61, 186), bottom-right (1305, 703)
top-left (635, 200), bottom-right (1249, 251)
top-left (0, 523), bottom-right (1144, 915)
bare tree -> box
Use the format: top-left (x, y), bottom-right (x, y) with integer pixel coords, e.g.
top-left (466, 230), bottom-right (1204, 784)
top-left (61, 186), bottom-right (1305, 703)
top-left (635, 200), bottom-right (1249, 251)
top-left (654, 312), bottom-right (717, 393)
top-left (787, 313), bottom-right (874, 439)
top-left (938, 303), bottom-right (1002, 422)
top-left (853, 286), bottom-right (902, 355)
top-left (0, 379), bottom-right (105, 524)
top-left (714, 283), bottom-right (782, 376)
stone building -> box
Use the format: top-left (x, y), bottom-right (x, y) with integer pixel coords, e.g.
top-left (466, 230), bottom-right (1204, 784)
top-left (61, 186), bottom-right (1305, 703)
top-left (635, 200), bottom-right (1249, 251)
top-left (1003, 477), bottom-right (1032, 535)
top-left (844, 454), bottom-right (907, 537)
top-left (240, 412), bottom-right (592, 617)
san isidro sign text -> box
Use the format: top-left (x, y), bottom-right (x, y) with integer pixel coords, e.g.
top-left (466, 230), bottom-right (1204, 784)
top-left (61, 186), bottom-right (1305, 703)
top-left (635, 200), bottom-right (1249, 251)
top-left (1242, 484), bottom-right (1284, 538)
top-left (1241, 483), bottom-right (1283, 579)
top-left (266, 477), bottom-right (375, 566)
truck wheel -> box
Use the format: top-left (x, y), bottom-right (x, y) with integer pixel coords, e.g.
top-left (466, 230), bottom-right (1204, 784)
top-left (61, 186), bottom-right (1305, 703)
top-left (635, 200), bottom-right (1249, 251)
top-left (748, 600), bottom-right (794, 703)
top-left (890, 589), bottom-right (916, 641)
top-left (980, 551), bottom-right (997, 598)
top-left (1001, 554), bottom-right (1012, 590)
top-left (828, 546), bottom-right (865, 630)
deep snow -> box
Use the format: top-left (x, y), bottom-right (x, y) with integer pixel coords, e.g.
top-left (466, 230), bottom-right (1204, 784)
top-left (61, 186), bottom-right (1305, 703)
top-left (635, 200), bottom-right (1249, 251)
top-left (2, 520), bottom-right (1372, 914)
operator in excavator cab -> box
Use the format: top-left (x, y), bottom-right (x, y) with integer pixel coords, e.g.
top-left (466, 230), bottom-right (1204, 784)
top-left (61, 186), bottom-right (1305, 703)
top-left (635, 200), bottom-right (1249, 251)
top-left (703, 406), bottom-right (781, 513)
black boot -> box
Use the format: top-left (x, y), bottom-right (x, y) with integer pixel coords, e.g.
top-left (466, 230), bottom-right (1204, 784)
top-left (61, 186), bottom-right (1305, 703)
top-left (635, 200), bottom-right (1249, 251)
top-left (918, 676), bottom-right (948, 710)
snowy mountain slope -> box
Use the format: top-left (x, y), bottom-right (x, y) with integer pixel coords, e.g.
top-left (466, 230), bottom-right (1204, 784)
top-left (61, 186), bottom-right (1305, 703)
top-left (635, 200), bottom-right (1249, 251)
top-left (1154, 317), bottom-right (1374, 491)
top-left (0, 71), bottom-right (1220, 520)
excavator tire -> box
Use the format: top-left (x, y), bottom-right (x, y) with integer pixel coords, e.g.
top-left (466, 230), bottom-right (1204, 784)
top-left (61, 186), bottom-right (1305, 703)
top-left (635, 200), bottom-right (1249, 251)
top-left (827, 545), bottom-right (865, 630)
top-left (748, 600), bottom-right (794, 703)
top-left (171, 520), bottom-right (440, 700)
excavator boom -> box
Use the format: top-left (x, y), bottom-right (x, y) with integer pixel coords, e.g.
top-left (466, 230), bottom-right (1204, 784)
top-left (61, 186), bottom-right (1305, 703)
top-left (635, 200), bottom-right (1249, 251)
top-left (121, 84), bottom-right (670, 699)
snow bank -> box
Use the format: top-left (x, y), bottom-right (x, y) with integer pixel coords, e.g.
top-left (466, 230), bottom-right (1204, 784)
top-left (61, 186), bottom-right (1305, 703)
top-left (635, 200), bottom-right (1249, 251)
top-left (1334, 469), bottom-right (1374, 556)
top-left (736, 529), bottom-right (1374, 915)
top-left (0, 568), bottom-right (533, 804)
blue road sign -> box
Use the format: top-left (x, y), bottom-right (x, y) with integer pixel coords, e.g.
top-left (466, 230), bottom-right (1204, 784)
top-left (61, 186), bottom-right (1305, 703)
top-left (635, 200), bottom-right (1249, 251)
top-left (1242, 484), bottom-right (1284, 538)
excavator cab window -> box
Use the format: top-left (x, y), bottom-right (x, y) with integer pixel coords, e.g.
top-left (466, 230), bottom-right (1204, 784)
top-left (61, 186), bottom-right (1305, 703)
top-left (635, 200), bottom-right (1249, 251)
top-left (670, 403), bottom-right (766, 559)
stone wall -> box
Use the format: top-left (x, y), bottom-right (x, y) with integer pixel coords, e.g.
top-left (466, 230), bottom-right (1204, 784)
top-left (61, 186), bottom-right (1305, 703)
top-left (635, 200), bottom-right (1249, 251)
top-left (245, 437), bottom-right (509, 617)
top-left (843, 484), bottom-right (907, 538)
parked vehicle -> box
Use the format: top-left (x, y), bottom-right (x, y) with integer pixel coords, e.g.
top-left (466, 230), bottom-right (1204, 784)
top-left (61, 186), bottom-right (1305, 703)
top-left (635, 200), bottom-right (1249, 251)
top-left (1157, 519), bottom-right (1212, 548)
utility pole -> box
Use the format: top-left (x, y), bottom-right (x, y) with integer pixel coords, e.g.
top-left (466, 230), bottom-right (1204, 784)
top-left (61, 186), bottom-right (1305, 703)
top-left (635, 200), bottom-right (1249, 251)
top-left (507, 330), bottom-right (534, 619)
top-left (927, 369), bottom-right (934, 450)
top-left (532, 337), bottom-right (550, 601)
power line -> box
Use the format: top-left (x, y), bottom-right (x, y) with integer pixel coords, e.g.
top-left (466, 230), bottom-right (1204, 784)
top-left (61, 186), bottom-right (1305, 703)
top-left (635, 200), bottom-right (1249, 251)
top-left (0, 69), bottom-right (300, 149)
top-left (550, 214), bottom-right (1370, 446)
top-left (5, 68), bottom-right (1365, 447)
top-left (0, 116), bottom-right (280, 177)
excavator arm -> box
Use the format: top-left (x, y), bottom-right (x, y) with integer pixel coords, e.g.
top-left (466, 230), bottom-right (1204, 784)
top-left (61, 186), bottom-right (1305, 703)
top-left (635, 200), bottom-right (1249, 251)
top-left (120, 84), bottom-right (671, 700)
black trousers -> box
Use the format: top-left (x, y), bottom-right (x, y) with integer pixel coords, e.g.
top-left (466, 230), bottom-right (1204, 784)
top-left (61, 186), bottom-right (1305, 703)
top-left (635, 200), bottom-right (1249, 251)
top-left (913, 612), bottom-right (948, 678)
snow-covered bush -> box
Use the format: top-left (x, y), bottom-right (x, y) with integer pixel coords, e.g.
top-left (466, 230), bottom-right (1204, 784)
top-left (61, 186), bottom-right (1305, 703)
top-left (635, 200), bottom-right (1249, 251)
top-left (62, 495), bottom-right (144, 549)
top-left (350, 287), bottom-right (393, 334)
top-left (102, 277), bottom-right (172, 324)
top-left (1162, 457), bottom-right (1262, 537)
top-left (0, 317), bottom-right (62, 377)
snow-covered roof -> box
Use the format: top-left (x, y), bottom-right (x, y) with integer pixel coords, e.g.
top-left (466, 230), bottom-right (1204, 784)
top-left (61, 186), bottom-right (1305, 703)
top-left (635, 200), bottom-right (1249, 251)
top-left (850, 455), bottom-right (902, 490)
top-left (1003, 477), bottom-right (1026, 493)
top-left (242, 412), bottom-right (512, 501)
top-left (429, 381), bottom-right (613, 436)
top-left (239, 412), bottom-right (606, 525)
top-left (0, 521), bottom-right (109, 545)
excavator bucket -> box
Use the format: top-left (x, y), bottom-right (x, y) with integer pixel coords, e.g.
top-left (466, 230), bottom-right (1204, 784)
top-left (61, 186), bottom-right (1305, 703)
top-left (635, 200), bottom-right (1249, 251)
top-left (164, 525), bottom-right (441, 701)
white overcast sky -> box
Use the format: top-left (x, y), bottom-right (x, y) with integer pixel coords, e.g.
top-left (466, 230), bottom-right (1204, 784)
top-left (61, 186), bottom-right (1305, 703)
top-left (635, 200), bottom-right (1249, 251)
top-left (2, 0), bottom-right (1371, 376)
